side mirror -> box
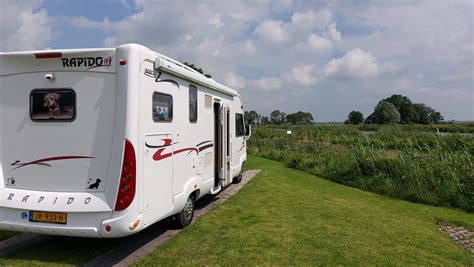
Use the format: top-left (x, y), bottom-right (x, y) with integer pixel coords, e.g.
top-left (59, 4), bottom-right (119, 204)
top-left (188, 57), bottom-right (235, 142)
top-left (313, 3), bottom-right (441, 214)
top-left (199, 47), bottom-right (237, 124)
top-left (245, 124), bottom-right (252, 140)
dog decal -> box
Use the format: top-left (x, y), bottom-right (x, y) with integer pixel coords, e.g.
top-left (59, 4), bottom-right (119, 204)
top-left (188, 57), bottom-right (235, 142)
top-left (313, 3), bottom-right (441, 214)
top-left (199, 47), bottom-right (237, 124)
top-left (43, 93), bottom-right (61, 118)
top-left (87, 179), bottom-right (102, 190)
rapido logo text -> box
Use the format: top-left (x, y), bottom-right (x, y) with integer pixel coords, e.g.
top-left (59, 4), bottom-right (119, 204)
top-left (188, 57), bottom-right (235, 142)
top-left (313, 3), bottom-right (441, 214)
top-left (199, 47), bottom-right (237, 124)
top-left (61, 56), bottom-right (113, 70)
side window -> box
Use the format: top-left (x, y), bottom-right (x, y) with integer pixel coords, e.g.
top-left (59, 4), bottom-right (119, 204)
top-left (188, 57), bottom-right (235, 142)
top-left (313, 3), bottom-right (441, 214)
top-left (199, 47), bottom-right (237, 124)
top-left (153, 92), bottom-right (173, 122)
top-left (30, 89), bottom-right (76, 122)
top-left (235, 113), bottom-right (245, 137)
top-left (189, 85), bottom-right (197, 122)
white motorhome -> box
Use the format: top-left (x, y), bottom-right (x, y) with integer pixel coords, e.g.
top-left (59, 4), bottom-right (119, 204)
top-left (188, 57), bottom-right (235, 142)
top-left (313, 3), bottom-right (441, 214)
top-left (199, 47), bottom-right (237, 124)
top-left (0, 44), bottom-right (249, 238)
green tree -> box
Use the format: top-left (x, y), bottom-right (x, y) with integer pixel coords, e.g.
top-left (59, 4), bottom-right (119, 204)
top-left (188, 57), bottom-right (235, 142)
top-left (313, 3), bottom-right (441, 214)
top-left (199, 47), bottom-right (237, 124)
top-left (430, 111), bottom-right (444, 124)
top-left (261, 116), bottom-right (269, 124)
top-left (383, 94), bottom-right (416, 123)
top-left (270, 110), bottom-right (286, 125)
top-left (347, 111), bottom-right (364, 125)
top-left (286, 111), bottom-right (314, 125)
top-left (373, 101), bottom-right (400, 124)
top-left (244, 110), bottom-right (260, 125)
top-left (183, 62), bottom-right (212, 78)
top-left (412, 103), bottom-right (444, 124)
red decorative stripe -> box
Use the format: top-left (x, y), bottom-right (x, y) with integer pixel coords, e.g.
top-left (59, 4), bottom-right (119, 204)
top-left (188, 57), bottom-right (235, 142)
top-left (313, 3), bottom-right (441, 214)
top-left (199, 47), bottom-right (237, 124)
top-left (13, 156), bottom-right (95, 170)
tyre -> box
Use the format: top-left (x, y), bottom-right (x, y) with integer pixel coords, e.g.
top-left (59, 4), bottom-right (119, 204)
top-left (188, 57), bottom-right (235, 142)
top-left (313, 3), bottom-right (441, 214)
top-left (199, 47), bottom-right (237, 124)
top-left (174, 194), bottom-right (195, 228)
top-left (233, 164), bottom-right (244, 184)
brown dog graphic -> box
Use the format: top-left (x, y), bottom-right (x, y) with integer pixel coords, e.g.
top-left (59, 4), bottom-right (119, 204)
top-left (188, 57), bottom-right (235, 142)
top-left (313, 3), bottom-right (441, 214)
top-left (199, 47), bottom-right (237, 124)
top-left (43, 93), bottom-right (61, 118)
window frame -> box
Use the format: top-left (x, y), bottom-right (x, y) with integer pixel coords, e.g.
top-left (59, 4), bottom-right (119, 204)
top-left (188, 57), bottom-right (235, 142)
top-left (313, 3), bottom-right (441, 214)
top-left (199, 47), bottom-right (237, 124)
top-left (189, 84), bottom-right (198, 123)
top-left (29, 88), bottom-right (77, 123)
top-left (152, 92), bottom-right (173, 123)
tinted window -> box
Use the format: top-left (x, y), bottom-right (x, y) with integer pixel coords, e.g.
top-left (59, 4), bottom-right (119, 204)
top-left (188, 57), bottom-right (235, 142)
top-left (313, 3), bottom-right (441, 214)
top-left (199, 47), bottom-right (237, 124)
top-left (236, 113), bottom-right (245, 137)
top-left (189, 85), bottom-right (197, 122)
top-left (30, 89), bottom-right (76, 122)
top-left (153, 93), bottom-right (173, 122)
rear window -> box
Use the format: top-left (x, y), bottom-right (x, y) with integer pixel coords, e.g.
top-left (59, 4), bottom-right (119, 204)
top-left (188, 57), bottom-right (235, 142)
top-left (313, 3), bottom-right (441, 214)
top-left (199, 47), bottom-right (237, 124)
top-left (153, 92), bottom-right (173, 122)
top-left (30, 89), bottom-right (76, 122)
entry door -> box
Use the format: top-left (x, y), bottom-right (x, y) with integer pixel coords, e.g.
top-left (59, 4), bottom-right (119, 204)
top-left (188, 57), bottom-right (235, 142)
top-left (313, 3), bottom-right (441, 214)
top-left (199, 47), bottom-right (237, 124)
top-left (143, 134), bottom-right (173, 223)
top-left (220, 105), bottom-right (232, 186)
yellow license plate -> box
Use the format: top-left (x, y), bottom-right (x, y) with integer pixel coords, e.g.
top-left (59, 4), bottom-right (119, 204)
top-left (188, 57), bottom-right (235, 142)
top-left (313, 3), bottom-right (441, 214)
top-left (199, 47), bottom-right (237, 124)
top-left (29, 211), bottom-right (67, 224)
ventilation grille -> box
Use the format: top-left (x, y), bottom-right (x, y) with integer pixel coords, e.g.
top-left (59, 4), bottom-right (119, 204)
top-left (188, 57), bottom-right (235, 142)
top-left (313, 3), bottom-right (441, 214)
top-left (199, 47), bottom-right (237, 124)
top-left (205, 94), bottom-right (212, 109)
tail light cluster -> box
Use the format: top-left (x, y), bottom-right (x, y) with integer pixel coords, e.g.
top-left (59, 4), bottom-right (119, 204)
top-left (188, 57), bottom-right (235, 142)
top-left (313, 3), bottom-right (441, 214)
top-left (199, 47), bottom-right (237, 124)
top-left (115, 139), bottom-right (136, 211)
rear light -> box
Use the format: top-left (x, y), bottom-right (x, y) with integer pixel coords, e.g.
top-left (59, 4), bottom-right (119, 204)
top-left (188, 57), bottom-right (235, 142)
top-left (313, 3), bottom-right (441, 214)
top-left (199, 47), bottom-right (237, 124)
top-left (34, 52), bottom-right (62, 59)
top-left (115, 139), bottom-right (136, 211)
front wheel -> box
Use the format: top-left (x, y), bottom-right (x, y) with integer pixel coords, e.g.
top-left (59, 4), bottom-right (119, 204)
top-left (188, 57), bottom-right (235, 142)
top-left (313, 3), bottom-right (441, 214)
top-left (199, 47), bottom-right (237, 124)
top-left (174, 194), bottom-right (195, 228)
top-left (233, 163), bottom-right (245, 184)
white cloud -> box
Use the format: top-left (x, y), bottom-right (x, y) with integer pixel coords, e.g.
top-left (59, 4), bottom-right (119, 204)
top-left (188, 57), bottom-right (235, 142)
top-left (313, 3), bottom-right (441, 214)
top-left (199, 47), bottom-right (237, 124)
top-left (0, 0), bottom-right (53, 51)
top-left (70, 16), bottom-right (112, 30)
top-left (291, 9), bottom-right (332, 31)
top-left (58, 1), bottom-right (473, 121)
top-left (307, 34), bottom-right (333, 53)
top-left (208, 14), bottom-right (223, 29)
top-left (250, 77), bottom-right (282, 91)
top-left (255, 20), bottom-right (289, 43)
top-left (323, 23), bottom-right (341, 42)
top-left (284, 65), bottom-right (318, 86)
top-left (224, 72), bottom-right (246, 90)
top-left (324, 49), bottom-right (379, 79)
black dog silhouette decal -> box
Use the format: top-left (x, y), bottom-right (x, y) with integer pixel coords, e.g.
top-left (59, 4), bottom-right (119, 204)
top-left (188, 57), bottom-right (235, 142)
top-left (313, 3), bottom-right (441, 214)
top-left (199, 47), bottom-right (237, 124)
top-left (88, 179), bottom-right (102, 190)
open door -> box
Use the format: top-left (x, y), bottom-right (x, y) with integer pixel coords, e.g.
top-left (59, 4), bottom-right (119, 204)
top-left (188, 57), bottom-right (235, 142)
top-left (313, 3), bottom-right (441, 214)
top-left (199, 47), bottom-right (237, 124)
top-left (221, 104), bottom-right (231, 186)
top-left (211, 102), bottom-right (231, 194)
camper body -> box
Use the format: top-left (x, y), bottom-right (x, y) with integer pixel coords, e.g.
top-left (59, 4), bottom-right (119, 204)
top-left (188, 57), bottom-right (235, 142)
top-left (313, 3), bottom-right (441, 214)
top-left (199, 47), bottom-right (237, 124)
top-left (0, 44), bottom-right (247, 237)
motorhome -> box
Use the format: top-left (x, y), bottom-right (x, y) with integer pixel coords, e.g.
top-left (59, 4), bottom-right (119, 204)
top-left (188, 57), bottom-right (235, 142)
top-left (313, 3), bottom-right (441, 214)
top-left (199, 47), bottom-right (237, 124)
top-left (0, 44), bottom-right (249, 238)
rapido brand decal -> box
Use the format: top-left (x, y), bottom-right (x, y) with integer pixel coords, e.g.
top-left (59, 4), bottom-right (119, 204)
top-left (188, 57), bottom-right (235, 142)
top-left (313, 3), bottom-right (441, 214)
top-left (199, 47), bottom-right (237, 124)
top-left (61, 56), bottom-right (113, 70)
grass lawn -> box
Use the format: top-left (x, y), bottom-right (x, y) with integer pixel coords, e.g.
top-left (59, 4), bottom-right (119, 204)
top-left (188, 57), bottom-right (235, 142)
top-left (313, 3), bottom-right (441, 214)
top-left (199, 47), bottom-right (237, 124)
top-left (0, 155), bottom-right (472, 266)
top-left (135, 155), bottom-right (473, 266)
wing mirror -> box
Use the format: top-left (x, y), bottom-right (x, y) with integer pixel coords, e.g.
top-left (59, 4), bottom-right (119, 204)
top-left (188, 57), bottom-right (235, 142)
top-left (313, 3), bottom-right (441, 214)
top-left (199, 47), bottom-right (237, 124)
top-left (245, 124), bottom-right (252, 140)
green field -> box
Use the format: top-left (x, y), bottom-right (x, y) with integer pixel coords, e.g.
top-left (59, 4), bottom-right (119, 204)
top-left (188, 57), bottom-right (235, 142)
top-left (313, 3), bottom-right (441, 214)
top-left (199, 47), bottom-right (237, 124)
top-left (0, 156), bottom-right (472, 266)
top-left (135, 156), bottom-right (473, 266)
top-left (248, 124), bottom-right (473, 211)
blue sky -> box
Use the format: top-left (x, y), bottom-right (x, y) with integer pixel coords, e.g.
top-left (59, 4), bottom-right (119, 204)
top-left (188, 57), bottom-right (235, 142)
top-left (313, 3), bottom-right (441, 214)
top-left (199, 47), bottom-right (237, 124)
top-left (1, 0), bottom-right (473, 121)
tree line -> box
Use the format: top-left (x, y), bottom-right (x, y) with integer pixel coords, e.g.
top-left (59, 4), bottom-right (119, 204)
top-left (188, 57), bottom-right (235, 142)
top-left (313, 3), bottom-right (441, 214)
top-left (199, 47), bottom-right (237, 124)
top-left (346, 94), bottom-right (444, 125)
top-left (244, 110), bottom-right (314, 125)
top-left (244, 94), bottom-right (443, 126)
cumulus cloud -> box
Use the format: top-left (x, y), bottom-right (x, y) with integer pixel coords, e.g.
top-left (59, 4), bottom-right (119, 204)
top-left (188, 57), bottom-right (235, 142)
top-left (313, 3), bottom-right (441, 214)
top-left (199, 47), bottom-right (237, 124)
top-left (250, 77), bottom-right (282, 91)
top-left (255, 20), bottom-right (289, 43)
top-left (307, 34), bottom-right (333, 53)
top-left (224, 72), bottom-right (247, 90)
top-left (291, 8), bottom-right (333, 31)
top-left (0, 0), bottom-right (53, 51)
top-left (56, 1), bottom-right (473, 120)
top-left (323, 23), bottom-right (341, 42)
top-left (208, 14), bottom-right (224, 29)
top-left (70, 16), bottom-right (112, 30)
top-left (283, 65), bottom-right (318, 86)
top-left (246, 64), bottom-right (318, 93)
top-left (324, 49), bottom-right (379, 79)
